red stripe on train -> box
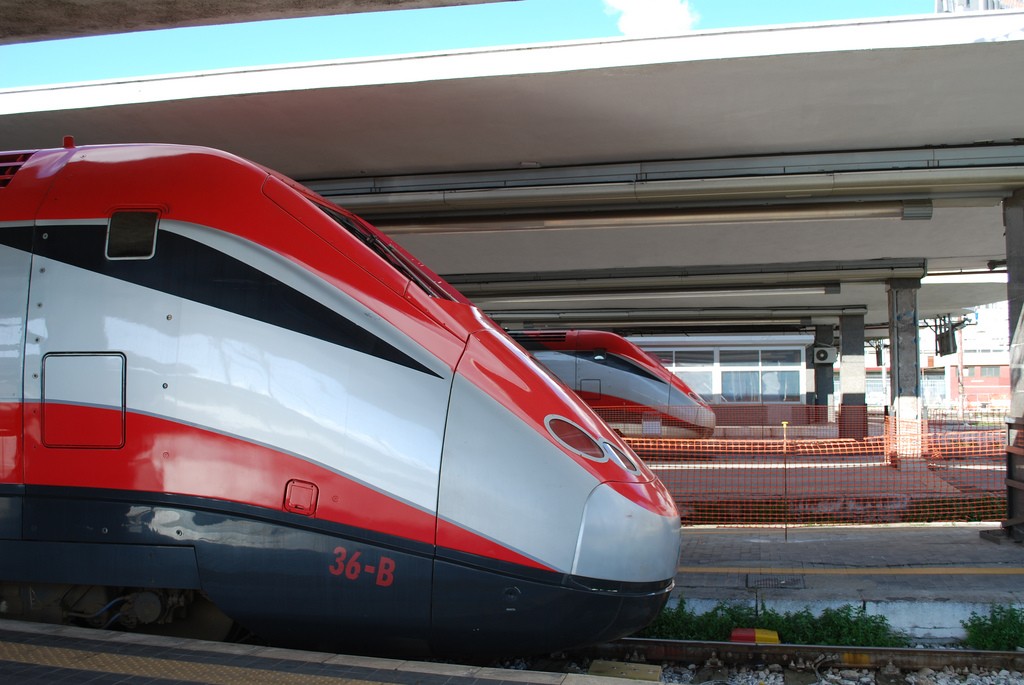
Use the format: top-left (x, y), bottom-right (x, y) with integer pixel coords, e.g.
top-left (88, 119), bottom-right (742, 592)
top-left (436, 518), bottom-right (554, 572)
top-left (0, 402), bottom-right (22, 483)
top-left (17, 402), bottom-right (567, 567)
top-left (21, 402), bottom-right (438, 545)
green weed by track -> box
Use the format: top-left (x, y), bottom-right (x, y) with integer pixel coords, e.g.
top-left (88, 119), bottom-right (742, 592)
top-left (961, 605), bottom-right (1024, 651)
top-left (638, 601), bottom-right (908, 647)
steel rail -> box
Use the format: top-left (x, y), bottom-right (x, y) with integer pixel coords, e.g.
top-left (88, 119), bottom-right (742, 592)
top-left (584, 638), bottom-right (1024, 672)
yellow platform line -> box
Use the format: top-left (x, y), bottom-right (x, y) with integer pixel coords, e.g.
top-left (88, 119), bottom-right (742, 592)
top-left (679, 566), bottom-right (1024, 575)
top-left (0, 641), bottom-right (372, 685)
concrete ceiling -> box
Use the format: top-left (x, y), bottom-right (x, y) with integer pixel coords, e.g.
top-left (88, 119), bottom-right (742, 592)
top-left (3, 10), bottom-right (1023, 338)
top-left (0, 0), bottom-right (507, 45)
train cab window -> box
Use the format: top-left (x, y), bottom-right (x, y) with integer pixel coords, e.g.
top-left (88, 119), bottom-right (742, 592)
top-left (106, 211), bottom-right (158, 259)
top-left (587, 353), bottom-right (662, 383)
top-left (317, 204), bottom-right (455, 301)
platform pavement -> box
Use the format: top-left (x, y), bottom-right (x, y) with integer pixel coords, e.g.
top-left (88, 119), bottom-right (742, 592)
top-left (0, 619), bottom-right (638, 685)
top-left (672, 522), bottom-right (1024, 643)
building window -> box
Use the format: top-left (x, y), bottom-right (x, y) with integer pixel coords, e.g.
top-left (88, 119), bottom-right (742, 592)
top-left (676, 350), bottom-right (714, 365)
top-left (720, 350), bottom-right (759, 365)
top-left (722, 370), bottom-right (760, 402)
top-left (762, 350), bottom-right (802, 366)
top-left (649, 351), bottom-right (674, 365)
top-left (761, 370), bottom-right (801, 401)
top-left (672, 349), bottom-right (715, 398)
top-left (866, 374), bottom-right (888, 405)
top-left (677, 370), bottom-right (713, 397)
top-left (636, 342), bottom-right (806, 404)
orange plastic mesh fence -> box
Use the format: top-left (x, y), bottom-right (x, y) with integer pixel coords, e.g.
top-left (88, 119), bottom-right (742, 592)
top-left (598, 404), bottom-right (1007, 525)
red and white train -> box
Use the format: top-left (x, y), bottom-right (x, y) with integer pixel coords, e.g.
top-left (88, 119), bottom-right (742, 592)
top-left (0, 142), bottom-right (680, 655)
top-left (511, 330), bottom-right (716, 439)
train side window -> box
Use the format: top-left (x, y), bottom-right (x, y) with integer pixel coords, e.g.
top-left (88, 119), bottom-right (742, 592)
top-left (106, 210), bottom-right (158, 260)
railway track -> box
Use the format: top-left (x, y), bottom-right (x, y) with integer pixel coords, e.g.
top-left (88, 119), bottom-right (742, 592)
top-left (568, 638), bottom-right (1024, 680)
top-left (1, 617), bottom-right (1021, 684)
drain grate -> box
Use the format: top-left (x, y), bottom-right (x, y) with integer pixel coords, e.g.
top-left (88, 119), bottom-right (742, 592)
top-left (746, 574), bottom-right (805, 589)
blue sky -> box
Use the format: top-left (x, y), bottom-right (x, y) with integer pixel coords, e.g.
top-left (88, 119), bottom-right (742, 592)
top-left (0, 0), bottom-right (935, 89)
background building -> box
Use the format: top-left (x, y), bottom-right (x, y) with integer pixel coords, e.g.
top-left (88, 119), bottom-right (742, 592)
top-left (631, 301), bottom-right (1010, 412)
top-left (936, 0), bottom-right (1024, 11)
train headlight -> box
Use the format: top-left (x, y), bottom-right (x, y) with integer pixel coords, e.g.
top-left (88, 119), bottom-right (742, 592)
top-left (602, 442), bottom-right (639, 473)
top-left (545, 416), bottom-right (606, 461)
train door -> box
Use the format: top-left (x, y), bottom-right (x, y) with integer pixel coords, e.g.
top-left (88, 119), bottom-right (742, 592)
top-left (21, 217), bottom-right (161, 486)
top-left (576, 344), bottom-right (605, 402)
top-left (0, 228), bottom-right (31, 539)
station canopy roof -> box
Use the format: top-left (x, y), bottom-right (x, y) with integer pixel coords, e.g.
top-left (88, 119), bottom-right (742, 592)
top-left (0, 0), bottom-right (505, 44)
top-left (3, 8), bottom-right (1024, 338)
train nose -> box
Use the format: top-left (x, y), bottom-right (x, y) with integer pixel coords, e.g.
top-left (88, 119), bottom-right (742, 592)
top-left (664, 384), bottom-right (716, 434)
top-left (573, 480), bottom-right (681, 583)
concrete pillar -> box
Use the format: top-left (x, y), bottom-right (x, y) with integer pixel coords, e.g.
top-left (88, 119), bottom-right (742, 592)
top-left (887, 278), bottom-right (922, 459)
top-left (1006, 190), bottom-right (1024, 414)
top-left (805, 354), bottom-right (815, 406)
top-left (839, 314), bottom-right (867, 439)
top-left (811, 324), bottom-right (834, 422)
top-left (1000, 190), bottom-right (1024, 541)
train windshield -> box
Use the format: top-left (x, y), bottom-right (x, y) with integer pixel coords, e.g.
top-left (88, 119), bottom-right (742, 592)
top-left (586, 352), bottom-right (663, 384)
top-left (317, 204), bottom-right (463, 302)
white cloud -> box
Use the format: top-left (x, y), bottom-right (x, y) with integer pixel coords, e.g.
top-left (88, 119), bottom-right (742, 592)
top-left (604, 0), bottom-right (700, 37)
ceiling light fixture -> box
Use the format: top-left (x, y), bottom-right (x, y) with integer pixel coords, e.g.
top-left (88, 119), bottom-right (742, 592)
top-left (473, 285), bottom-right (836, 307)
top-left (374, 201), bottom-right (931, 235)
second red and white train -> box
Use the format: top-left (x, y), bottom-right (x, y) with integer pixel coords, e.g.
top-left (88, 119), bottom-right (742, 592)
top-left (511, 329), bottom-right (716, 439)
